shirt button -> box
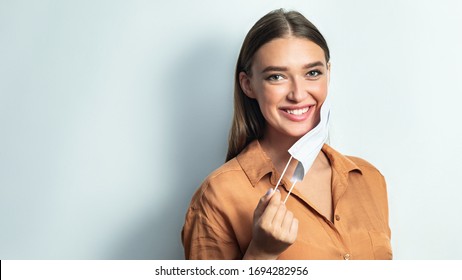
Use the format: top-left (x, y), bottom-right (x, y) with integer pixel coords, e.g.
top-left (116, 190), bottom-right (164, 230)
top-left (335, 215), bottom-right (341, 221)
top-left (343, 253), bottom-right (351, 260)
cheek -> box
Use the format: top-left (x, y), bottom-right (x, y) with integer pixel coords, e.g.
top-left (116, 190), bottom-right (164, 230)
top-left (307, 81), bottom-right (328, 100)
top-left (258, 84), bottom-right (290, 104)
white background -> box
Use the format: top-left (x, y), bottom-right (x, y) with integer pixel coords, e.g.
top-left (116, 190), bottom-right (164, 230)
top-left (2, 260), bottom-right (461, 279)
top-left (1, 0), bottom-right (461, 259)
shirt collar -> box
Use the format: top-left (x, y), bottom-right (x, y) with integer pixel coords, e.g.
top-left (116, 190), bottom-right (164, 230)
top-left (236, 140), bottom-right (277, 187)
top-left (236, 140), bottom-right (362, 187)
top-left (322, 144), bottom-right (362, 177)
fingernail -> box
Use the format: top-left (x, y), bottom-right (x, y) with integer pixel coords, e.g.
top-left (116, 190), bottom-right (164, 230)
top-left (266, 189), bottom-right (273, 196)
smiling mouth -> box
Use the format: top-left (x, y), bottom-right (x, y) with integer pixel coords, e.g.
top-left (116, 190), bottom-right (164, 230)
top-left (283, 107), bottom-right (310, 115)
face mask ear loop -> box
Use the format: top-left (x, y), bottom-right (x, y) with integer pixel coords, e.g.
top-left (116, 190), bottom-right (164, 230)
top-left (283, 180), bottom-right (297, 204)
top-left (273, 155), bottom-right (293, 192)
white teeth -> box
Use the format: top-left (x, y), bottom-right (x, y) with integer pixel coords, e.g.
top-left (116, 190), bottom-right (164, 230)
top-left (285, 107), bottom-right (309, 115)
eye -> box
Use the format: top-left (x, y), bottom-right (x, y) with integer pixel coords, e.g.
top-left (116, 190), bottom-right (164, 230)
top-left (306, 70), bottom-right (322, 78)
top-left (266, 74), bottom-right (285, 81)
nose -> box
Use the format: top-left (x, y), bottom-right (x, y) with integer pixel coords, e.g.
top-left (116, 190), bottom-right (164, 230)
top-left (287, 77), bottom-right (307, 103)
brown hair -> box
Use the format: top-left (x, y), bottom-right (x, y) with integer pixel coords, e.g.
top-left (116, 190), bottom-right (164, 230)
top-left (226, 9), bottom-right (330, 161)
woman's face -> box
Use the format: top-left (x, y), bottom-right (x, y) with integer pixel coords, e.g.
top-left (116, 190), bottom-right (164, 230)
top-left (240, 36), bottom-right (329, 141)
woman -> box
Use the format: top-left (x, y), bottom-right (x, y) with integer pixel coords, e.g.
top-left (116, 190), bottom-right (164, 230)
top-left (182, 9), bottom-right (392, 260)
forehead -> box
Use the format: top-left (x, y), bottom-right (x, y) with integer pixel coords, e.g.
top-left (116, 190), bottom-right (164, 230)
top-left (252, 37), bottom-right (326, 70)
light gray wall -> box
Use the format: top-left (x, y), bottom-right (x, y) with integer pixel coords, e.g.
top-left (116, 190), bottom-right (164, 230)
top-left (1, 0), bottom-right (461, 259)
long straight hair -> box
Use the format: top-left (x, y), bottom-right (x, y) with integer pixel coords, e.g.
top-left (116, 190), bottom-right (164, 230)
top-left (226, 9), bottom-right (330, 161)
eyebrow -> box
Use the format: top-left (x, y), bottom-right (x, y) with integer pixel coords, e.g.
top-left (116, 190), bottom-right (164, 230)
top-left (261, 61), bottom-right (325, 74)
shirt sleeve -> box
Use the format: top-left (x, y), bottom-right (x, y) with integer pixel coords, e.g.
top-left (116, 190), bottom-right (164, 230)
top-left (379, 173), bottom-right (392, 240)
top-left (182, 207), bottom-right (241, 259)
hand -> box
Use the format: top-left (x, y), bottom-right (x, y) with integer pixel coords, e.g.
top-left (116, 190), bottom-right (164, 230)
top-left (243, 189), bottom-right (299, 260)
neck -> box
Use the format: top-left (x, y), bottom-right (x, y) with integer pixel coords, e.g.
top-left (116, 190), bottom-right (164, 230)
top-left (260, 128), bottom-right (301, 174)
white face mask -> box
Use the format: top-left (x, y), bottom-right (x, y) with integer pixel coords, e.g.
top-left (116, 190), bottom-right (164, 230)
top-left (274, 94), bottom-right (331, 203)
top-left (289, 93), bottom-right (331, 182)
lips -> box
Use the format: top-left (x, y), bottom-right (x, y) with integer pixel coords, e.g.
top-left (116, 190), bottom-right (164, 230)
top-left (280, 105), bottom-right (314, 121)
top-left (284, 107), bottom-right (310, 115)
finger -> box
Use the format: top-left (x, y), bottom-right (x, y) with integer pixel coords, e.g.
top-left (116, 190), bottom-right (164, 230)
top-left (259, 190), bottom-right (282, 222)
top-left (280, 209), bottom-right (294, 233)
top-left (271, 201), bottom-right (287, 228)
top-left (254, 188), bottom-right (275, 218)
top-left (288, 217), bottom-right (299, 243)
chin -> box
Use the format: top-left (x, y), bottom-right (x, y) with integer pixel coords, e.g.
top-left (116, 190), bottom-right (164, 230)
top-left (285, 128), bottom-right (313, 139)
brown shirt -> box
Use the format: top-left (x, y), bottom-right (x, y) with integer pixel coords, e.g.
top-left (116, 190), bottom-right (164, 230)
top-left (182, 140), bottom-right (392, 260)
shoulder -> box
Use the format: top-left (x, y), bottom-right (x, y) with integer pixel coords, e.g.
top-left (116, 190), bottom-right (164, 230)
top-left (343, 155), bottom-right (387, 194)
top-left (207, 158), bottom-right (244, 182)
top-left (188, 158), bottom-right (250, 210)
top-left (323, 144), bottom-right (385, 178)
top-left (346, 155), bottom-right (384, 178)
top-left (203, 158), bottom-right (250, 191)
top-left (323, 144), bottom-right (386, 190)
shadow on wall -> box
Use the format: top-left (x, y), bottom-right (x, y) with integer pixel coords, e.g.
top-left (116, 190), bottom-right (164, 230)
top-left (110, 38), bottom-right (234, 259)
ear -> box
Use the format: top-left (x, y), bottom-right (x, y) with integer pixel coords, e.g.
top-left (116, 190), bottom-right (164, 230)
top-left (239, 72), bottom-right (256, 99)
top-left (326, 62), bottom-right (331, 85)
